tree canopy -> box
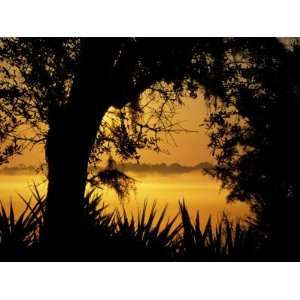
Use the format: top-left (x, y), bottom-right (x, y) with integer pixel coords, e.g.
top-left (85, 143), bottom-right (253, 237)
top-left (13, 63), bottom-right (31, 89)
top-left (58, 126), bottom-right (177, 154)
top-left (1, 37), bottom-right (299, 253)
top-left (0, 38), bottom-right (217, 165)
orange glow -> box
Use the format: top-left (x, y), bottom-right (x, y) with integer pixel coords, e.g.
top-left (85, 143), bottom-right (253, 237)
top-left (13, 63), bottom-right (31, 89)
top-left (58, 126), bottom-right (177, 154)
top-left (1, 95), bottom-right (250, 223)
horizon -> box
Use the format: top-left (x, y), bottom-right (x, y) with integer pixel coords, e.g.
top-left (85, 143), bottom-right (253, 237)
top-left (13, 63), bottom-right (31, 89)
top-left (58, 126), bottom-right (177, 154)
top-left (0, 37), bottom-right (298, 262)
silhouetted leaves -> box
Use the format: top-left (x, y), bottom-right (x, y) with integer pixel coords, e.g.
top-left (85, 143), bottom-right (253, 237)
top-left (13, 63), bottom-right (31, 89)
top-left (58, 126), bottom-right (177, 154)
top-left (0, 189), bottom-right (256, 261)
top-left (2, 37), bottom-right (300, 257)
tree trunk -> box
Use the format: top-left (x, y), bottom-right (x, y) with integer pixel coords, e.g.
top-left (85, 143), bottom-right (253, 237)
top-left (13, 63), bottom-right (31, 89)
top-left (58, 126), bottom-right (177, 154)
top-left (45, 104), bottom-right (108, 254)
top-left (44, 39), bottom-right (121, 255)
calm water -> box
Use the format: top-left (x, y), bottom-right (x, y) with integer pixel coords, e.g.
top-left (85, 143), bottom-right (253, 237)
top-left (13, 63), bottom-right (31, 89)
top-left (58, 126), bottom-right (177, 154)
top-left (0, 171), bottom-right (250, 226)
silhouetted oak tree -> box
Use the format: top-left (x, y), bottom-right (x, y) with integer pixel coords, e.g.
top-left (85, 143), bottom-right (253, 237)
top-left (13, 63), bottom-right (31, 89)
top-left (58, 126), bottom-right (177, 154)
top-left (1, 37), bottom-right (297, 256)
top-left (0, 38), bottom-right (227, 250)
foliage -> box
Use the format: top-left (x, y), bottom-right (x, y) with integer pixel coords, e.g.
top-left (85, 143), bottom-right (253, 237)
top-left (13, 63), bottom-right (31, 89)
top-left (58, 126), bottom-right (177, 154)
top-left (203, 38), bottom-right (300, 249)
top-left (177, 201), bottom-right (256, 260)
top-left (88, 158), bottom-right (136, 200)
top-left (113, 201), bottom-right (181, 260)
top-left (0, 38), bottom-right (215, 167)
top-left (0, 185), bottom-right (45, 258)
top-left (0, 189), bottom-right (259, 261)
top-left (1, 37), bottom-right (299, 254)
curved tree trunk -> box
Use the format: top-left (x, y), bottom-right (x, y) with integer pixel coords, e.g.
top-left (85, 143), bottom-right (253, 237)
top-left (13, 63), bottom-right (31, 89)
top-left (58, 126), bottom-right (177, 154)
top-left (45, 104), bottom-right (108, 254)
top-left (44, 39), bottom-right (120, 254)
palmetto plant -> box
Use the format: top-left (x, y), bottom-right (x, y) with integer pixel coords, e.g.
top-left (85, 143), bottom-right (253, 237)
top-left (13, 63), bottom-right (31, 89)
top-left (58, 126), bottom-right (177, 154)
top-left (113, 201), bottom-right (181, 260)
top-left (82, 189), bottom-right (115, 233)
top-left (0, 188), bottom-right (258, 260)
top-left (177, 201), bottom-right (256, 260)
top-left (0, 202), bottom-right (35, 254)
top-left (0, 185), bottom-right (45, 258)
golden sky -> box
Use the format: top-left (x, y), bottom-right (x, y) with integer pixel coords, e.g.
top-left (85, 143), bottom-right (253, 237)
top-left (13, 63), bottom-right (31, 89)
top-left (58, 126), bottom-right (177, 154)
top-left (3, 38), bottom-right (297, 168)
top-left (2, 95), bottom-right (249, 222)
top-left (8, 96), bottom-right (212, 167)
top-left (140, 96), bottom-right (212, 165)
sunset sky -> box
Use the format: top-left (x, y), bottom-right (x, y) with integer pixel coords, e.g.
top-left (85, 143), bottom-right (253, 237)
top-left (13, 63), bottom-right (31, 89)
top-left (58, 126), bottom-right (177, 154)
top-left (1, 94), bottom-right (249, 223)
top-left (8, 96), bottom-right (213, 168)
top-left (0, 0), bottom-right (296, 289)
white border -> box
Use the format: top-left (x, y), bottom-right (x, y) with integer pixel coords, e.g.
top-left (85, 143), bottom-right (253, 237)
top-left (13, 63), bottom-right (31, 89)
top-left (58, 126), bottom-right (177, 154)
top-left (1, 1), bottom-right (300, 299)
top-left (1, 0), bottom-right (300, 36)
top-left (0, 262), bottom-right (299, 300)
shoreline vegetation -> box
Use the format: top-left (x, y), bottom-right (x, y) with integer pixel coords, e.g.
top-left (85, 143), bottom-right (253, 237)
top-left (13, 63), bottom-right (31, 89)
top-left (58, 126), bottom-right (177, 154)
top-left (0, 187), bottom-right (267, 261)
top-left (1, 38), bottom-right (300, 261)
top-left (0, 163), bottom-right (249, 227)
top-left (0, 161), bottom-right (213, 176)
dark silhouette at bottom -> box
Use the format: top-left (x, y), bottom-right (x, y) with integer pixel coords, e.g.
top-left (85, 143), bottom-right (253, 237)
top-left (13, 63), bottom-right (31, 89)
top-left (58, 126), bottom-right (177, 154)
top-left (0, 186), bottom-right (295, 262)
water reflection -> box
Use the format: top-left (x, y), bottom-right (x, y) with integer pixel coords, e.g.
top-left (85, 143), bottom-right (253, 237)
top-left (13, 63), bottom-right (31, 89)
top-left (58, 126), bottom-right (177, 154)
top-left (0, 171), bottom-right (250, 226)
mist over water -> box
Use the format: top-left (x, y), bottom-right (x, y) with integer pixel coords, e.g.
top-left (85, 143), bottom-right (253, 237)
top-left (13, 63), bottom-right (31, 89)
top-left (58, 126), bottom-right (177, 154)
top-left (0, 169), bottom-right (249, 227)
top-left (105, 171), bottom-right (249, 225)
